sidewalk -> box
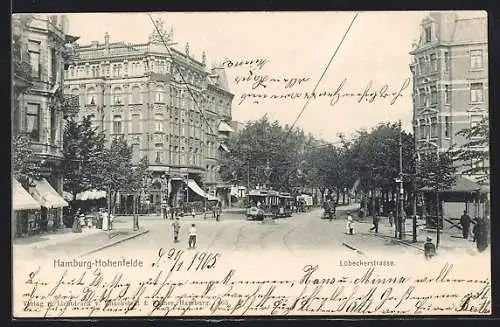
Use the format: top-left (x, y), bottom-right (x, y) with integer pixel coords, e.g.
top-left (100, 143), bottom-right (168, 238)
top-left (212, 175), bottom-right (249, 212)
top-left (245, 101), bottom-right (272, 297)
top-left (354, 215), bottom-right (481, 256)
top-left (13, 219), bottom-right (149, 259)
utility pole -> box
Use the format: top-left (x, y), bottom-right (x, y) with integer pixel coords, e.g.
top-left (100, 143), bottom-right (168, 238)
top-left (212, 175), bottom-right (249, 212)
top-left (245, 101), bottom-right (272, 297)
top-left (398, 120), bottom-right (404, 240)
top-left (436, 150), bottom-right (441, 248)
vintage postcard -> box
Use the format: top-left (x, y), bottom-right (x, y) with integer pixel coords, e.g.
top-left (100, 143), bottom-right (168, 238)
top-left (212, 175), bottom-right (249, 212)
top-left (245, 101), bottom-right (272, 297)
top-left (12, 11), bottom-right (491, 317)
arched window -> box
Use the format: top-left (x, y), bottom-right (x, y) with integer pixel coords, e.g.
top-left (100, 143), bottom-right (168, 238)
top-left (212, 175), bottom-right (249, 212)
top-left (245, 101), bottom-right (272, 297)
top-left (131, 86), bottom-right (141, 104)
top-left (113, 87), bottom-right (123, 105)
top-left (155, 86), bottom-right (164, 103)
top-left (155, 114), bottom-right (164, 132)
top-left (113, 115), bottom-right (122, 134)
top-left (87, 87), bottom-right (97, 105)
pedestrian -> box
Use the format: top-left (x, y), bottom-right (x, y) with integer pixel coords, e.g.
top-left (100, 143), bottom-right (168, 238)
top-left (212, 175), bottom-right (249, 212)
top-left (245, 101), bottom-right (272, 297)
top-left (346, 212), bottom-right (354, 235)
top-left (424, 237), bottom-right (436, 260)
top-left (474, 217), bottom-right (488, 252)
top-left (388, 211), bottom-right (394, 227)
top-left (216, 206), bottom-right (221, 222)
top-left (165, 205), bottom-right (171, 220)
top-left (170, 206), bottom-right (175, 220)
top-left (171, 217), bottom-right (180, 243)
top-left (203, 206), bottom-right (207, 220)
top-left (370, 214), bottom-right (380, 233)
top-left (191, 207), bottom-right (196, 219)
top-left (188, 223), bottom-right (197, 249)
top-left (460, 210), bottom-right (472, 239)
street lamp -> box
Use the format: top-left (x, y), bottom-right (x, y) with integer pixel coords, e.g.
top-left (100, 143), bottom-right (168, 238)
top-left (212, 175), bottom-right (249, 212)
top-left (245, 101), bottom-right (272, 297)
top-left (263, 159), bottom-right (272, 223)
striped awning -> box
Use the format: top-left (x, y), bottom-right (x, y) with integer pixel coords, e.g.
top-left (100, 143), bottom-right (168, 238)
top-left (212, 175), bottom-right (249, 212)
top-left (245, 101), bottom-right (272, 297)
top-left (29, 178), bottom-right (68, 208)
top-left (12, 178), bottom-right (41, 210)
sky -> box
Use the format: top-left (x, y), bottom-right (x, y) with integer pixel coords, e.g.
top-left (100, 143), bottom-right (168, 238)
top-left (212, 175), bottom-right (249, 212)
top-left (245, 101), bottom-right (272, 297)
top-left (56, 11), bottom-right (486, 143)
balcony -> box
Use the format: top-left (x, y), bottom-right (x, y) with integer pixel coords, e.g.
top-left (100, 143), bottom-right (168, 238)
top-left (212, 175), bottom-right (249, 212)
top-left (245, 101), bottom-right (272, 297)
top-left (13, 59), bottom-right (32, 83)
top-left (31, 142), bottom-right (63, 160)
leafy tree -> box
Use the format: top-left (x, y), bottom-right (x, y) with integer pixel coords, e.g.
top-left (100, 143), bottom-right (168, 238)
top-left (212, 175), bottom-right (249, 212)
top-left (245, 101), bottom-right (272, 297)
top-left (450, 116), bottom-right (489, 184)
top-left (219, 117), bottom-right (307, 192)
top-left (62, 116), bottom-right (106, 201)
top-left (100, 137), bottom-right (134, 213)
top-left (12, 133), bottom-right (41, 188)
top-left (415, 150), bottom-right (457, 247)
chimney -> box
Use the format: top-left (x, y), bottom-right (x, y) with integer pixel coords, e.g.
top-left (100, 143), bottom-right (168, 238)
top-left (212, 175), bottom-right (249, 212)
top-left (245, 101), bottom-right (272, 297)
top-left (104, 32), bottom-right (110, 46)
top-left (91, 41), bottom-right (99, 48)
top-left (202, 51), bottom-right (206, 66)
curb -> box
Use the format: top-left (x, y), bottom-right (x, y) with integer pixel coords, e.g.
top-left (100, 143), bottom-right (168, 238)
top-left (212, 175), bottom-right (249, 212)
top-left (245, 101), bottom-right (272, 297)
top-left (79, 229), bottom-right (149, 257)
top-left (361, 232), bottom-right (424, 252)
top-left (342, 242), bottom-right (365, 256)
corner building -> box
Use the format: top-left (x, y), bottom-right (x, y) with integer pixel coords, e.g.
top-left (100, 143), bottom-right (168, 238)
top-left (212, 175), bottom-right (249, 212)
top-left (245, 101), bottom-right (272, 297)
top-left (64, 25), bottom-right (234, 213)
top-left (409, 12), bottom-right (489, 184)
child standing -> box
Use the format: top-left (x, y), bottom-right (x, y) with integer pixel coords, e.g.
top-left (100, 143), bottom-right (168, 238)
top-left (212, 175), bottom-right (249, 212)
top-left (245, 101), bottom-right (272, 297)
top-left (188, 224), bottom-right (197, 249)
top-left (172, 218), bottom-right (180, 243)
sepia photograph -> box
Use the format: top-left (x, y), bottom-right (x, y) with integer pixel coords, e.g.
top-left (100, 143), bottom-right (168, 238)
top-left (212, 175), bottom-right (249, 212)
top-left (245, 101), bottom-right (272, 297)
top-left (11, 10), bottom-right (491, 317)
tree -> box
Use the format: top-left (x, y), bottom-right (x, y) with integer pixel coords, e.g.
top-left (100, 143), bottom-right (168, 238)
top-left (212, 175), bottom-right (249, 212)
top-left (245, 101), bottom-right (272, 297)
top-left (101, 137), bottom-right (135, 213)
top-left (450, 116), bottom-right (489, 184)
top-left (12, 133), bottom-right (41, 188)
top-left (62, 116), bottom-right (106, 201)
top-left (415, 150), bottom-right (457, 248)
top-left (124, 156), bottom-right (151, 230)
top-left (219, 116), bottom-right (307, 192)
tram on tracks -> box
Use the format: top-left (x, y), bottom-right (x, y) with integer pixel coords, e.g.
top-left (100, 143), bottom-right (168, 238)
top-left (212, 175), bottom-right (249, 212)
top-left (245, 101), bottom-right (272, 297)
top-left (246, 189), bottom-right (295, 220)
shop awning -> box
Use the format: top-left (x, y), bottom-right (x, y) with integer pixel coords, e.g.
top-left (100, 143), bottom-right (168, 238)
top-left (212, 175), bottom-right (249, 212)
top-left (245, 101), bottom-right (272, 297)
top-left (12, 178), bottom-right (41, 210)
top-left (76, 189), bottom-right (107, 201)
top-left (218, 121), bottom-right (234, 133)
top-left (29, 178), bottom-right (69, 208)
top-left (185, 179), bottom-right (208, 198)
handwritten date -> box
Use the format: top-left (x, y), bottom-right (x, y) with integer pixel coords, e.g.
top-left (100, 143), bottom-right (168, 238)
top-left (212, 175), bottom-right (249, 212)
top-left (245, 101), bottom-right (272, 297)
top-left (152, 248), bottom-right (220, 272)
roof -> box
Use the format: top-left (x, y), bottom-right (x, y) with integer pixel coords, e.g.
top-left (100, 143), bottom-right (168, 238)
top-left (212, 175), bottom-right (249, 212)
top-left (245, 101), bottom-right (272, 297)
top-left (420, 175), bottom-right (488, 193)
top-left (452, 17), bottom-right (487, 43)
top-left (208, 67), bottom-right (231, 93)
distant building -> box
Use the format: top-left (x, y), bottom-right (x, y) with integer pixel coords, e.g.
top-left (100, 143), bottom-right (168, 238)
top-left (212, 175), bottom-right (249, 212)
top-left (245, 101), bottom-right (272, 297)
top-left (410, 12), bottom-right (488, 184)
top-left (12, 14), bottom-right (78, 237)
top-left (63, 20), bottom-right (235, 213)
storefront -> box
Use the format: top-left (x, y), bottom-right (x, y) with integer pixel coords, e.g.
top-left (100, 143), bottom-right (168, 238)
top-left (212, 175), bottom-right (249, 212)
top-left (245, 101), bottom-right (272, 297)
top-left (28, 178), bottom-right (69, 232)
top-left (12, 178), bottom-right (41, 238)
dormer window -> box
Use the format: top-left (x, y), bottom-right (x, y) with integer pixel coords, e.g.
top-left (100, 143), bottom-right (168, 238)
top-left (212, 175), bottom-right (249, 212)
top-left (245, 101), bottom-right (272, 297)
top-left (424, 26), bottom-right (432, 43)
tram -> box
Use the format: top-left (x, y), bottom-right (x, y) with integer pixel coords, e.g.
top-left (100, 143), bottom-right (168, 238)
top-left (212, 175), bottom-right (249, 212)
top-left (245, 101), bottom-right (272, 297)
top-left (246, 189), bottom-right (280, 220)
top-left (276, 192), bottom-right (294, 218)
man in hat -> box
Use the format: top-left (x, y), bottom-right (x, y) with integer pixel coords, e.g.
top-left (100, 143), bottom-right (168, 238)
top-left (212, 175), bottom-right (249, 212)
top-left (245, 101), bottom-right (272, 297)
top-left (460, 210), bottom-right (472, 239)
top-left (188, 223), bottom-right (197, 249)
top-left (424, 236), bottom-right (436, 259)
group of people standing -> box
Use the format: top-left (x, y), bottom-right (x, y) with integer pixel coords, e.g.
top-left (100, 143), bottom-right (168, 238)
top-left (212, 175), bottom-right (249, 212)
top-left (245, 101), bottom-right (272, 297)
top-left (170, 218), bottom-right (197, 249)
top-left (460, 210), bottom-right (489, 252)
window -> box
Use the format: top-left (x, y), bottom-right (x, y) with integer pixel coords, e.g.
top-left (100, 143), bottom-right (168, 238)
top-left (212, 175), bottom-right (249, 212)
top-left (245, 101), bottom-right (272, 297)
top-left (158, 60), bottom-right (165, 73)
top-left (131, 86), bottom-right (141, 104)
top-left (155, 87), bottom-right (164, 103)
top-left (470, 83), bottom-right (483, 103)
top-left (424, 26), bottom-right (432, 43)
top-left (470, 50), bottom-right (483, 69)
top-left (85, 66), bottom-right (90, 77)
top-left (445, 116), bottom-right (451, 137)
top-left (418, 57), bottom-right (425, 75)
top-left (471, 115), bottom-right (482, 129)
top-left (430, 53), bottom-right (437, 72)
top-left (430, 86), bottom-right (437, 104)
top-left (51, 48), bottom-right (57, 84)
top-left (131, 114), bottom-right (140, 133)
top-left (70, 67), bottom-right (74, 77)
top-left (155, 143), bottom-right (163, 163)
top-left (26, 103), bottom-right (40, 141)
top-left (113, 87), bottom-right (123, 105)
top-left (173, 146), bottom-right (178, 164)
top-left (113, 115), bottom-right (122, 134)
top-left (419, 119), bottom-right (426, 140)
top-left (444, 85), bottom-right (450, 104)
top-left (28, 40), bottom-right (40, 79)
top-left (50, 108), bottom-right (57, 144)
top-left (155, 114), bottom-right (164, 132)
top-left (430, 117), bottom-right (438, 138)
top-left (131, 144), bottom-right (140, 162)
top-left (87, 87), bottom-right (96, 105)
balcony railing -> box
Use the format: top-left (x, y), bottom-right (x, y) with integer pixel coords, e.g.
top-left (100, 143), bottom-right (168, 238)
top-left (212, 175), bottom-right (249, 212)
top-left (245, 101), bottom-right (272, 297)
top-left (13, 59), bottom-right (32, 84)
top-left (31, 142), bottom-right (63, 159)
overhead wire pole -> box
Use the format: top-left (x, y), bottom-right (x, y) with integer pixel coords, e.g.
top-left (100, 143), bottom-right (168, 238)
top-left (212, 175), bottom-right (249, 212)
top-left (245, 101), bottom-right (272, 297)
top-left (148, 14), bottom-right (219, 206)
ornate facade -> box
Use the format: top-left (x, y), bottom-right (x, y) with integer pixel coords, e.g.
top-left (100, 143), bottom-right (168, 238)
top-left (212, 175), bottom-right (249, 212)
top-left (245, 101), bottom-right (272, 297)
top-left (410, 12), bottom-right (489, 184)
top-left (64, 22), bottom-right (234, 212)
top-left (12, 14), bottom-right (78, 236)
